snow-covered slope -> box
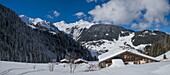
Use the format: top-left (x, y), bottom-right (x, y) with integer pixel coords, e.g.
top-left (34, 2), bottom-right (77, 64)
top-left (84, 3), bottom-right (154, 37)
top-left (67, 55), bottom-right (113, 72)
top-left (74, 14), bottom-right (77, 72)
top-left (81, 33), bottom-right (151, 53)
top-left (53, 20), bottom-right (94, 40)
top-left (78, 26), bottom-right (168, 58)
top-left (0, 61), bottom-right (170, 75)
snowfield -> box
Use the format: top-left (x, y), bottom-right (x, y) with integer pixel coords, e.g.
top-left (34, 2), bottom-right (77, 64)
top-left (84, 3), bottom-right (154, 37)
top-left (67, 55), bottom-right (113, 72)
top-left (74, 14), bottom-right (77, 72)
top-left (81, 33), bottom-right (151, 52)
top-left (0, 61), bottom-right (170, 75)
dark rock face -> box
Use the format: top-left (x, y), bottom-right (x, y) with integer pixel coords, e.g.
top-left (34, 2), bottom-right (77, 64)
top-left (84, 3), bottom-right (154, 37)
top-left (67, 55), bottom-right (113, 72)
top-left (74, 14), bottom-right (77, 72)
top-left (78, 24), bottom-right (134, 42)
top-left (0, 4), bottom-right (91, 63)
top-left (132, 30), bottom-right (167, 46)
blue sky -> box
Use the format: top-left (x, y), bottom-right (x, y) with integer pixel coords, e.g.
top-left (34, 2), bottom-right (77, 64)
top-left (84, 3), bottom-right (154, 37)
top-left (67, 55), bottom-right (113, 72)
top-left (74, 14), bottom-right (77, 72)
top-left (0, 0), bottom-right (105, 22)
top-left (0, 0), bottom-right (170, 33)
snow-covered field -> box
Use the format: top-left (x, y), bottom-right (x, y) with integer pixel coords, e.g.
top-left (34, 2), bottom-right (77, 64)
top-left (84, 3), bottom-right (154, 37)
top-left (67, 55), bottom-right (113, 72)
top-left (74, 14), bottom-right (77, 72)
top-left (0, 61), bottom-right (170, 75)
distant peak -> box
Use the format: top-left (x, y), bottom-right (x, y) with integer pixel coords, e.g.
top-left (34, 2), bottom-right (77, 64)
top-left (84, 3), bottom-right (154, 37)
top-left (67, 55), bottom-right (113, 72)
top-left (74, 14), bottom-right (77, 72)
top-left (32, 18), bottom-right (43, 24)
top-left (34, 18), bottom-right (43, 21)
top-left (76, 19), bottom-right (86, 23)
top-left (54, 20), bottom-right (66, 25)
top-left (19, 15), bottom-right (46, 25)
top-left (19, 15), bottom-right (26, 17)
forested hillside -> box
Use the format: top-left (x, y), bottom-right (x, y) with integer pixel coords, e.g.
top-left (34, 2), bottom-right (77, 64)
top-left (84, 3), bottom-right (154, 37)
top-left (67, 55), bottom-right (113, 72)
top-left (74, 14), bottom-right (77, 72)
top-left (0, 4), bottom-right (92, 63)
top-left (147, 35), bottom-right (170, 57)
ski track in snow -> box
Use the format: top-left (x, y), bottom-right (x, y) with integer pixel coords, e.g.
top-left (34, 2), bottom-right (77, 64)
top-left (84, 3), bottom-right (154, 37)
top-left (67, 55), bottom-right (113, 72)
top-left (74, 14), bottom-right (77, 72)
top-left (17, 69), bottom-right (45, 75)
top-left (0, 68), bottom-right (29, 75)
top-left (0, 68), bottom-right (45, 75)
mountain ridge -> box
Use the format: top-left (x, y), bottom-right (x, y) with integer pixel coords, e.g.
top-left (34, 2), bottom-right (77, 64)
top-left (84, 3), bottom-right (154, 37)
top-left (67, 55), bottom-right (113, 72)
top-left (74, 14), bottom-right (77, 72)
top-left (20, 15), bottom-right (170, 57)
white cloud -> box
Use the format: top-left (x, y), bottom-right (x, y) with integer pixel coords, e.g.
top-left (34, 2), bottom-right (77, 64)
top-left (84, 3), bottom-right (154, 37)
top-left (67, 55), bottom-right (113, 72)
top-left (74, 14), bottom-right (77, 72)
top-left (86, 0), bottom-right (106, 3)
top-left (53, 10), bottom-right (60, 17)
top-left (131, 23), bottom-right (151, 30)
top-left (75, 12), bottom-right (86, 18)
top-left (86, 0), bottom-right (97, 3)
top-left (154, 24), bottom-right (160, 30)
top-left (89, 0), bottom-right (170, 30)
top-left (46, 15), bottom-right (53, 19)
top-left (46, 10), bottom-right (60, 19)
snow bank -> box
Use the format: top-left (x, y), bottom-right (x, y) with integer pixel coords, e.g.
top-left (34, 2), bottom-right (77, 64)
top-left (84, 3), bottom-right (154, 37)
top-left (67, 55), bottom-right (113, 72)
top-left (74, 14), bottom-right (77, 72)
top-left (110, 59), bottom-right (124, 67)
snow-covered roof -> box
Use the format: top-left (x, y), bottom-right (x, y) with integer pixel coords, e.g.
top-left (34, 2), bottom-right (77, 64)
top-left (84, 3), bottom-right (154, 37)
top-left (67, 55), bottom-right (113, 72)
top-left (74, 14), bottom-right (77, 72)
top-left (99, 49), bottom-right (159, 62)
top-left (99, 49), bottom-right (126, 62)
top-left (74, 59), bottom-right (87, 64)
top-left (60, 59), bottom-right (69, 63)
top-left (156, 50), bottom-right (170, 60)
top-left (129, 49), bottom-right (159, 61)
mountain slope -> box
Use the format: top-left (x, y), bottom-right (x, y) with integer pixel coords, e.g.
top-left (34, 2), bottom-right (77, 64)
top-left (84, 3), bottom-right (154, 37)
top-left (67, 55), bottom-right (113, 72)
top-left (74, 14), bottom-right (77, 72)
top-left (132, 30), bottom-right (167, 46)
top-left (19, 14), bottom-right (170, 58)
top-left (78, 24), bottom-right (134, 42)
top-left (0, 4), bottom-right (92, 62)
top-left (77, 24), bottom-right (170, 56)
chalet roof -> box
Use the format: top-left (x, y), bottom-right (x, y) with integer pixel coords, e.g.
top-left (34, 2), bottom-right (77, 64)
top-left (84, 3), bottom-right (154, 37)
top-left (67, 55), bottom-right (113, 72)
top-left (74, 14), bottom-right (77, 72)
top-left (156, 50), bottom-right (170, 60)
top-left (98, 48), bottom-right (159, 62)
top-left (74, 59), bottom-right (87, 64)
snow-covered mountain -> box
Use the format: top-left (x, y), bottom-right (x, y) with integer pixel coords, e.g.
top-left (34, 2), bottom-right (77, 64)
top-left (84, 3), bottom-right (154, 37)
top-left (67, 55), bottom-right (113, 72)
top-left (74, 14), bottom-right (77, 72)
top-left (19, 15), bottom-right (59, 34)
top-left (20, 15), bottom-right (44, 25)
top-left (53, 20), bottom-right (94, 40)
top-left (20, 15), bottom-right (94, 40)
top-left (78, 24), bottom-right (168, 55)
top-left (53, 22), bottom-right (167, 54)
top-left (19, 15), bottom-right (170, 57)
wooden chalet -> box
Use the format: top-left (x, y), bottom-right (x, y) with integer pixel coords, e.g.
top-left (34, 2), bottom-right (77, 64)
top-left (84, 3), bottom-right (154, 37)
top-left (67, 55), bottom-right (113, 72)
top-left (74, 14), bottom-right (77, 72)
top-left (98, 49), bottom-right (159, 68)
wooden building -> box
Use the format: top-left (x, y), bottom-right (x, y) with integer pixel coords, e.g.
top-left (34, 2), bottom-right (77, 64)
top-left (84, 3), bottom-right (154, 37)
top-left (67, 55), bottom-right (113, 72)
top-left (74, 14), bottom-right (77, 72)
top-left (98, 49), bottom-right (159, 68)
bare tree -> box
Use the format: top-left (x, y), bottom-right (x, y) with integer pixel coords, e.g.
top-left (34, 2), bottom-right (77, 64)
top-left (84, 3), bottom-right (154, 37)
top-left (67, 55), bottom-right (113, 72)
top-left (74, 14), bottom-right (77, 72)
top-left (48, 62), bottom-right (55, 72)
top-left (65, 51), bottom-right (78, 73)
